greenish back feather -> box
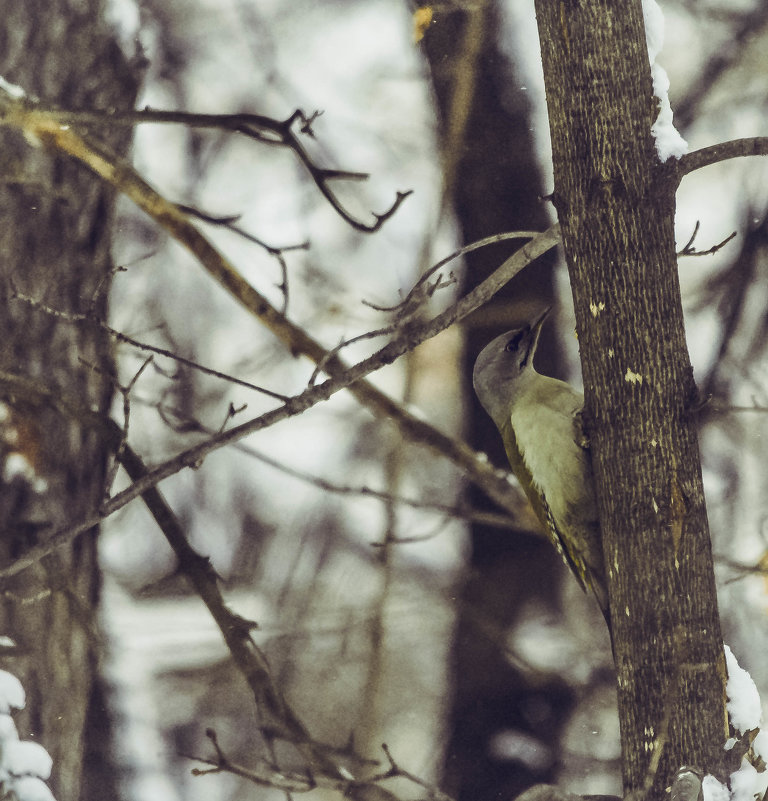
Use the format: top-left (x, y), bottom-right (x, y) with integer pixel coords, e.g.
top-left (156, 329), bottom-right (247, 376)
top-left (499, 417), bottom-right (589, 592)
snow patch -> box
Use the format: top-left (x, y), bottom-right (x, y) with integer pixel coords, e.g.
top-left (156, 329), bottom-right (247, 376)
top-left (7, 777), bottom-right (56, 801)
top-left (702, 774), bottom-right (730, 801)
top-left (725, 644), bottom-right (762, 733)
top-left (0, 669), bottom-right (57, 801)
top-left (104, 0), bottom-right (141, 57)
top-left (642, 0), bottom-right (688, 161)
top-left (0, 672), bottom-right (24, 714)
top-left (718, 646), bottom-right (768, 801)
top-left (0, 76), bottom-right (25, 99)
top-left (3, 454), bottom-right (47, 492)
top-left (0, 742), bottom-right (52, 781)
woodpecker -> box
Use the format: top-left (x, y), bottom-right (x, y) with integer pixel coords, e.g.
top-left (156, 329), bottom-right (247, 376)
top-left (472, 308), bottom-right (609, 622)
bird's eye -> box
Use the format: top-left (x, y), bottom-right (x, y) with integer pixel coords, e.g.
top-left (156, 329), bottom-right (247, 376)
top-left (504, 328), bottom-right (528, 353)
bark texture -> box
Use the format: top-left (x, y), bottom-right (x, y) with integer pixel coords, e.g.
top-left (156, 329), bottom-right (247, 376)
top-left (0, 4), bottom-right (140, 799)
top-left (533, 0), bottom-right (728, 795)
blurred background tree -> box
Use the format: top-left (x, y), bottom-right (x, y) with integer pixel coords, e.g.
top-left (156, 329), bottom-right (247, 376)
top-left (0, 2), bottom-right (140, 799)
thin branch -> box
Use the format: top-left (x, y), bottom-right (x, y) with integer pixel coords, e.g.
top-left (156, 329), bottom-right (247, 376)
top-left (111, 418), bottom-right (392, 788)
top-left (0, 85), bottom-right (557, 522)
top-left (186, 731), bottom-right (457, 801)
top-left (0, 381), bottom-right (447, 794)
top-left (0, 366), bottom-right (376, 782)
top-left (379, 743), bottom-right (456, 801)
top-left (678, 220), bottom-right (700, 254)
top-left (113, 436), bottom-right (363, 780)
top-left (0, 225), bottom-right (558, 579)
top-left (677, 221), bottom-right (737, 257)
top-left (177, 202), bottom-right (309, 316)
top-left (675, 137), bottom-right (768, 181)
top-left (244, 449), bottom-right (518, 529)
top-left (363, 230), bottom-right (544, 316)
top-left (10, 288), bottom-right (288, 400)
top-left (187, 729), bottom-right (328, 792)
top-left (0, 83), bottom-right (559, 578)
top-left (102, 354), bottom-right (153, 497)
top-left (142, 398), bottom-right (520, 528)
top-left (311, 231), bottom-right (547, 384)
top-left (23, 104), bottom-right (410, 233)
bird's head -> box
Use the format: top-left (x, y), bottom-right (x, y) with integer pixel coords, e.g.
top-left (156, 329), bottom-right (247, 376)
top-left (472, 307), bottom-right (550, 426)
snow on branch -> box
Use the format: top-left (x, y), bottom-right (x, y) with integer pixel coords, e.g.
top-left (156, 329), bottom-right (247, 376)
top-left (702, 646), bottom-right (768, 801)
top-left (642, 0), bottom-right (688, 162)
top-left (0, 668), bottom-right (56, 801)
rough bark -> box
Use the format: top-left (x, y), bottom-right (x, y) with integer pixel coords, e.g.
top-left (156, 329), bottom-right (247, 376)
top-left (533, 0), bottom-right (728, 795)
top-left (0, 4), bottom-right (140, 799)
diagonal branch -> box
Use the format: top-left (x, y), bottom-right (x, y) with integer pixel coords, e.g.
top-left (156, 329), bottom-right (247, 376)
top-left (0, 82), bottom-right (561, 577)
top-left (0, 223), bottom-right (559, 580)
top-left (115, 435), bottom-right (376, 782)
top-left (0, 372), bottom-right (398, 792)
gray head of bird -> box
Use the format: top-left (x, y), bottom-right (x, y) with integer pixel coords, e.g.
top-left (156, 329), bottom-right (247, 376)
top-left (472, 307), bottom-right (550, 428)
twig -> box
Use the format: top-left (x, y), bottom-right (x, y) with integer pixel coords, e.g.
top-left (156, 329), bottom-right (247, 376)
top-left (0, 225), bottom-right (558, 578)
top-left (677, 221), bottom-right (737, 257)
top-left (363, 230), bottom-right (544, 317)
top-left (10, 288), bottom-right (288, 401)
top-left (0, 82), bottom-right (560, 578)
top-left (14, 104), bottom-right (410, 233)
top-left (244, 450), bottom-right (518, 529)
top-left (674, 137), bottom-right (768, 181)
top-left (309, 230), bottom-right (547, 383)
top-left (142, 397), bottom-right (520, 528)
top-left (0, 85), bottom-right (557, 533)
top-left (177, 202), bottom-right (309, 316)
top-left (0, 370), bottom-right (443, 796)
top-left (104, 354), bottom-right (153, 497)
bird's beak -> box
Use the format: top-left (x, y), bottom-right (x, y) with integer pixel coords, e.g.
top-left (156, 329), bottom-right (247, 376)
top-left (530, 306), bottom-right (551, 334)
top-left (529, 306), bottom-right (551, 353)
top-left (518, 306), bottom-right (551, 369)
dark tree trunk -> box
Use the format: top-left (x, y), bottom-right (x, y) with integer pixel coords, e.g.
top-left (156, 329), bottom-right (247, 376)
top-left (415, 3), bottom-right (579, 799)
top-left (0, 4), bottom-right (140, 799)
top-left (533, 0), bottom-right (728, 794)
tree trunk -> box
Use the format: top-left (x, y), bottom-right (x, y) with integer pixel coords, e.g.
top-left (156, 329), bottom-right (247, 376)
top-left (415, 3), bottom-right (580, 799)
top-left (533, 0), bottom-right (728, 795)
top-left (0, 4), bottom-right (140, 799)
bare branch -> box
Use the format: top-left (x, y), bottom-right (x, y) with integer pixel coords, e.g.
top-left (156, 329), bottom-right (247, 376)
top-left (19, 104), bottom-right (410, 233)
top-left (112, 436), bottom-right (367, 780)
top-left (0, 86), bottom-right (559, 529)
top-left (177, 202), bottom-right (309, 315)
top-left (379, 743), bottom-right (456, 801)
top-left (677, 221), bottom-right (737, 257)
top-left (186, 730), bottom-right (445, 801)
top-left (362, 229), bottom-right (544, 318)
top-left (0, 225), bottom-right (558, 578)
top-left (244, 448), bottom-right (518, 529)
top-left (0, 84), bottom-right (561, 585)
top-left (675, 137), bottom-right (768, 180)
top-left (102, 354), bottom-right (153, 497)
top-left (10, 288), bottom-right (288, 401)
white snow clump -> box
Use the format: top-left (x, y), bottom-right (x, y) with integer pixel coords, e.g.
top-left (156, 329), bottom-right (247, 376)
top-left (641, 0), bottom-right (688, 161)
top-left (0, 668), bottom-right (57, 801)
top-left (703, 646), bottom-right (768, 801)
